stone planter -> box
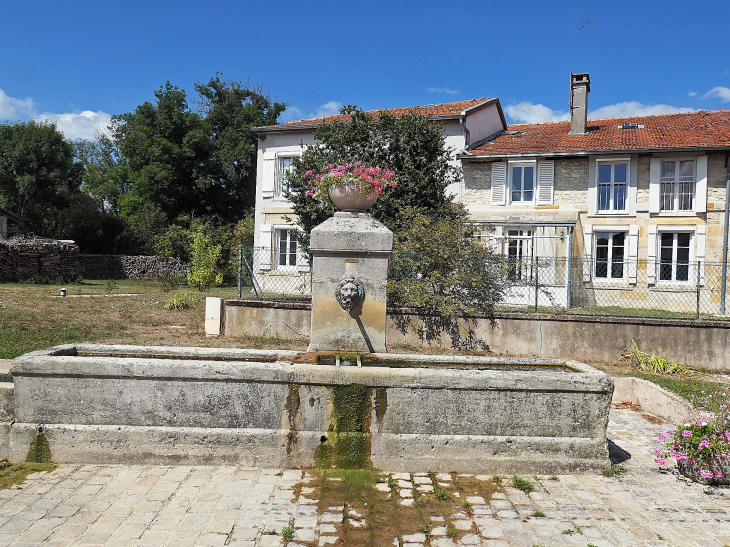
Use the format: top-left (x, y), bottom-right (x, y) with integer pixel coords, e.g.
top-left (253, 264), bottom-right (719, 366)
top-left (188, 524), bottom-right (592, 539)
top-left (328, 183), bottom-right (379, 212)
top-left (677, 458), bottom-right (730, 485)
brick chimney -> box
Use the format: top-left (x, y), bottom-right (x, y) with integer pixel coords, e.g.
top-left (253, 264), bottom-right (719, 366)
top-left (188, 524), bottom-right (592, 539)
top-left (569, 72), bottom-right (590, 135)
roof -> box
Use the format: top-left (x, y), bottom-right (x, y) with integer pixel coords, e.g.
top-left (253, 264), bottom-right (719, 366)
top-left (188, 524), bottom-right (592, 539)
top-left (0, 207), bottom-right (21, 223)
top-left (464, 110), bottom-right (730, 158)
top-left (252, 98), bottom-right (495, 132)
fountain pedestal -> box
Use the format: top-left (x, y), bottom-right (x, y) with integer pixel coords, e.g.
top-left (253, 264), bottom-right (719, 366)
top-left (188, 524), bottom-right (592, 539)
top-left (307, 212), bottom-right (392, 354)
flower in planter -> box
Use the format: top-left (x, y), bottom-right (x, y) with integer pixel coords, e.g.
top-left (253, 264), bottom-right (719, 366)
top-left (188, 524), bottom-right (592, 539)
top-left (303, 162), bottom-right (396, 203)
top-left (655, 387), bottom-right (730, 484)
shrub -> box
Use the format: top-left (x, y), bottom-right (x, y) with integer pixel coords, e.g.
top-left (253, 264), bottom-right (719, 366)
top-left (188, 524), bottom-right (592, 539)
top-left (188, 227), bottom-right (223, 291)
top-left (622, 340), bottom-right (691, 375)
top-left (163, 292), bottom-right (195, 310)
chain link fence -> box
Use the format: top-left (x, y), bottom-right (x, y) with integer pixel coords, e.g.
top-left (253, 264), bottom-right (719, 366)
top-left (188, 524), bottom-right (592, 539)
top-left (237, 246), bottom-right (730, 320)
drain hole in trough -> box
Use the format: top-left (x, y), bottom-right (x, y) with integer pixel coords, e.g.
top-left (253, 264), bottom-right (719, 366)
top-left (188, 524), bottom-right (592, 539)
top-left (320, 436), bottom-right (327, 443)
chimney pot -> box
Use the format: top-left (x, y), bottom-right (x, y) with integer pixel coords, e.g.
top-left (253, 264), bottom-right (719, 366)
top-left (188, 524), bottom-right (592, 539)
top-left (569, 72), bottom-right (590, 135)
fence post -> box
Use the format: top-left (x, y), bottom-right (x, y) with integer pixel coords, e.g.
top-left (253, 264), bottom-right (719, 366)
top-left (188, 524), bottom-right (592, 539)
top-left (237, 245), bottom-right (243, 299)
top-left (534, 260), bottom-right (539, 312)
top-left (696, 262), bottom-right (701, 319)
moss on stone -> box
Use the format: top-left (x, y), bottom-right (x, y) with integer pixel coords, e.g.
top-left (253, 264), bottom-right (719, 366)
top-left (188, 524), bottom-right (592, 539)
top-left (26, 431), bottom-right (52, 464)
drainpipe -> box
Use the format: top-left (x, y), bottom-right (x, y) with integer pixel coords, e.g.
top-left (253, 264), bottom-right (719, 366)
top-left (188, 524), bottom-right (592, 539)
top-left (567, 227), bottom-right (574, 308)
top-left (721, 153), bottom-right (730, 315)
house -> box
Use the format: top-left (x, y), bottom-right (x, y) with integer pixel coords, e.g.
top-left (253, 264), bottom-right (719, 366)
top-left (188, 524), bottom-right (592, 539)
top-left (0, 207), bottom-right (21, 239)
top-left (249, 98), bottom-right (507, 294)
top-left (458, 73), bottom-right (730, 312)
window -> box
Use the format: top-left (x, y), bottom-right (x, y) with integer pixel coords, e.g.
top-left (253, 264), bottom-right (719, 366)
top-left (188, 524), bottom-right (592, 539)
top-left (594, 231), bottom-right (626, 280)
top-left (660, 160), bottom-right (694, 212)
top-left (275, 229), bottom-right (298, 269)
top-left (510, 163), bottom-right (534, 203)
top-left (597, 162), bottom-right (628, 213)
top-left (505, 229), bottom-right (533, 281)
top-left (278, 157), bottom-right (296, 196)
top-left (659, 232), bottom-right (692, 282)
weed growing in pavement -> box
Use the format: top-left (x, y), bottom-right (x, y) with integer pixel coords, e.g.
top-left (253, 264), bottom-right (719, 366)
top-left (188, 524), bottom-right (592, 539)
top-left (531, 510), bottom-right (546, 517)
top-left (602, 464), bottom-right (627, 478)
top-left (435, 487), bottom-right (450, 501)
top-left (511, 475), bottom-right (534, 493)
top-left (281, 526), bottom-right (294, 543)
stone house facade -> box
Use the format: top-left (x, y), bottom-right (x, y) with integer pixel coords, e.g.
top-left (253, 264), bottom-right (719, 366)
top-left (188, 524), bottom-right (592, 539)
top-left (248, 98), bottom-right (507, 294)
top-left (459, 73), bottom-right (730, 312)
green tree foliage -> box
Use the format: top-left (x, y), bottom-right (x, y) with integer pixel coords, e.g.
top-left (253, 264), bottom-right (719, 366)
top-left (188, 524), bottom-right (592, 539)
top-left (72, 136), bottom-right (125, 213)
top-left (195, 76), bottom-right (286, 212)
top-left (0, 120), bottom-right (82, 236)
top-left (285, 106), bottom-right (461, 249)
top-left (387, 205), bottom-right (508, 349)
top-left (110, 83), bottom-right (222, 224)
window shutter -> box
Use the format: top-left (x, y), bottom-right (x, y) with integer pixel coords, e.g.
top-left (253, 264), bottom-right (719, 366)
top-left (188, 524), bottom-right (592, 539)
top-left (261, 158), bottom-right (276, 198)
top-left (647, 225), bottom-right (657, 284)
top-left (629, 225), bottom-right (639, 284)
top-left (536, 160), bottom-right (554, 205)
top-left (649, 158), bottom-right (661, 213)
top-left (695, 156), bottom-right (708, 213)
top-left (259, 224), bottom-right (272, 270)
top-left (583, 225), bottom-right (593, 282)
top-left (491, 162), bottom-right (507, 205)
top-left (697, 225), bottom-right (706, 286)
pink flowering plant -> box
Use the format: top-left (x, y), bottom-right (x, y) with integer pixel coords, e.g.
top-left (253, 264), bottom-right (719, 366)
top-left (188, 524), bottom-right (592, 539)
top-left (655, 386), bottom-right (730, 483)
top-left (303, 161), bottom-right (396, 203)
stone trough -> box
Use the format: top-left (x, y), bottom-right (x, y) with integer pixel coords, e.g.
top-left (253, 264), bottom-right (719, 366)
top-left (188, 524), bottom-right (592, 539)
top-left (1, 343), bottom-right (614, 473)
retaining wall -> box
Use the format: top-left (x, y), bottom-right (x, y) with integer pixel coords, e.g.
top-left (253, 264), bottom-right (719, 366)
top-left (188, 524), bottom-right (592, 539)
top-left (224, 300), bottom-right (730, 371)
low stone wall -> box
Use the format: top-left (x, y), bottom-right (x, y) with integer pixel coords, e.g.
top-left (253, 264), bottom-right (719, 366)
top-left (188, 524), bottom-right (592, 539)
top-left (224, 300), bottom-right (730, 371)
top-left (78, 255), bottom-right (188, 280)
top-left (0, 237), bottom-right (80, 281)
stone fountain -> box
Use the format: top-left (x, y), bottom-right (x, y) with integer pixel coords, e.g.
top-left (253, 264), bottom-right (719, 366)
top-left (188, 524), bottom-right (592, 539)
top-left (0, 208), bottom-right (614, 473)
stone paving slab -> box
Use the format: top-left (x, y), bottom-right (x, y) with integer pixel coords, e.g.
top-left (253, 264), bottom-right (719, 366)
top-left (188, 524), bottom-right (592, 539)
top-left (0, 408), bottom-right (729, 546)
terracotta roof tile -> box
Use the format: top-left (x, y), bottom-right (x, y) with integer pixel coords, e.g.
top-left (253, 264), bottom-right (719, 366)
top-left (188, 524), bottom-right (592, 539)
top-left (467, 110), bottom-right (730, 156)
top-left (277, 98), bottom-right (493, 128)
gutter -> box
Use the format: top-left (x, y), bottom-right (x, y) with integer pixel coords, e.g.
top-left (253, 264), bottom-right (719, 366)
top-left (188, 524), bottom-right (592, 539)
top-left (457, 145), bottom-right (730, 161)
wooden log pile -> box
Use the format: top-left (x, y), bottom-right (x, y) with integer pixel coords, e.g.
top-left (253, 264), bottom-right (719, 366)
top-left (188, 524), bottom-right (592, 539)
top-left (78, 255), bottom-right (188, 280)
top-left (0, 237), bottom-right (81, 281)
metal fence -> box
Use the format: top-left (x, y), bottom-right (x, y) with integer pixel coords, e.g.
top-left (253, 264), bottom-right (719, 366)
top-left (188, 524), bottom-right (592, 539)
top-left (237, 246), bottom-right (730, 320)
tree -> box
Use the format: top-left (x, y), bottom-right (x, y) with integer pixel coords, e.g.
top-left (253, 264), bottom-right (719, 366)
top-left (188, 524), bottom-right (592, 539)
top-left (195, 76), bottom-right (286, 213)
top-left (387, 205), bottom-right (508, 349)
top-left (72, 135), bottom-right (125, 214)
top-left (285, 106), bottom-right (461, 249)
top-left (0, 120), bottom-right (83, 237)
top-left (109, 82), bottom-right (217, 225)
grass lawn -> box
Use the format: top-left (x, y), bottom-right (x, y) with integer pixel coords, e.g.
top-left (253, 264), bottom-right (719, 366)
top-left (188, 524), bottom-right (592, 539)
top-left (0, 279), bottom-right (307, 360)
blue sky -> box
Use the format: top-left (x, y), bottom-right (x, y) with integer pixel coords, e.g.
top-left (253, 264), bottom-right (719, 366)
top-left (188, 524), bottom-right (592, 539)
top-left (2, 0), bottom-right (729, 140)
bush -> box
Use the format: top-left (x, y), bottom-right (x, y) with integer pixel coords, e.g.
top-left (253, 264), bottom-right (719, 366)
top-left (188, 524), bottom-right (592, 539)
top-left (187, 227), bottom-right (223, 291)
top-left (163, 291), bottom-right (196, 310)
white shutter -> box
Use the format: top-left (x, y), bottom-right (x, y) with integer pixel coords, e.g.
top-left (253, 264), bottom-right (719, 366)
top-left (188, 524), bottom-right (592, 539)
top-left (491, 162), bottom-right (507, 205)
top-left (647, 225), bottom-right (657, 284)
top-left (259, 224), bottom-right (272, 270)
top-left (628, 225), bottom-right (639, 284)
top-left (695, 156), bottom-right (708, 213)
top-left (649, 158), bottom-right (661, 213)
top-left (697, 225), bottom-right (706, 286)
top-left (536, 160), bottom-right (554, 205)
top-left (261, 158), bottom-right (276, 198)
top-left (583, 225), bottom-right (593, 282)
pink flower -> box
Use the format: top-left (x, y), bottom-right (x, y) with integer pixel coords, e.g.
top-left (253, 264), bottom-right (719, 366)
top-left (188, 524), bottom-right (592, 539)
top-left (715, 471), bottom-right (723, 478)
top-left (682, 430), bottom-right (692, 438)
top-left (658, 433), bottom-right (666, 441)
top-left (654, 447), bottom-right (662, 454)
top-left (656, 458), bottom-right (666, 466)
top-left (700, 469), bottom-right (713, 479)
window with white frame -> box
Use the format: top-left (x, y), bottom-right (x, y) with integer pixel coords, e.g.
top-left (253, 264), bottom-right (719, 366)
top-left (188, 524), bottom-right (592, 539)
top-left (510, 163), bottom-right (535, 203)
top-left (275, 229), bottom-right (298, 269)
top-left (597, 161), bottom-right (628, 213)
top-left (658, 232), bottom-right (692, 282)
top-left (659, 160), bottom-right (694, 212)
top-left (594, 231), bottom-right (626, 280)
top-left (277, 156), bottom-right (296, 196)
top-left (505, 228), bottom-right (534, 281)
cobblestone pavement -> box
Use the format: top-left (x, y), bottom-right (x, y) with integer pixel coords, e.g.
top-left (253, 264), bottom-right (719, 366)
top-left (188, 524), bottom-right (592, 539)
top-left (1, 408), bottom-right (729, 547)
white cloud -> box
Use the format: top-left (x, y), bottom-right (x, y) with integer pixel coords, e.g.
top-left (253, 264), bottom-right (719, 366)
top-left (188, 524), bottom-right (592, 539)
top-left (314, 101), bottom-right (343, 117)
top-left (0, 88), bottom-right (36, 119)
top-left (280, 106), bottom-right (304, 122)
top-left (505, 102), bottom-right (569, 123)
top-left (427, 87), bottom-right (459, 95)
top-left (703, 86), bottom-right (730, 102)
top-left (688, 90), bottom-right (698, 97)
top-left (0, 87), bottom-right (111, 140)
top-left (37, 110), bottom-right (112, 141)
top-left (589, 101), bottom-right (694, 118)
